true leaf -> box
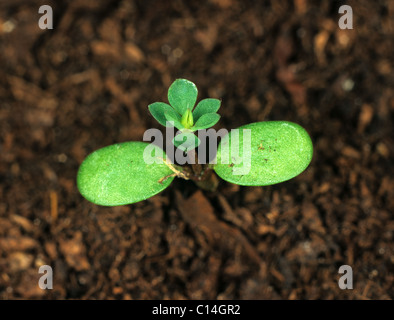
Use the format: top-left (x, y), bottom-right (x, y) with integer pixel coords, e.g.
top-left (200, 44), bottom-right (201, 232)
top-left (148, 102), bottom-right (174, 127)
top-left (164, 109), bottom-right (184, 130)
top-left (192, 98), bottom-right (221, 122)
top-left (213, 121), bottom-right (313, 186)
top-left (192, 112), bottom-right (220, 130)
top-left (168, 79), bottom-right (198, 115)
top-left (77, 141), bottom-right (174, 206)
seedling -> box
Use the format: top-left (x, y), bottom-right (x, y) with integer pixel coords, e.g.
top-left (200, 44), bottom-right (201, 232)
top-left (77, 79), bottom-right (313, 206)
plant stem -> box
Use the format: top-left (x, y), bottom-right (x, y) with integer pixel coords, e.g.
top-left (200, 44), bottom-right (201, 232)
top-left (186, 149), bottom-right (219, 192)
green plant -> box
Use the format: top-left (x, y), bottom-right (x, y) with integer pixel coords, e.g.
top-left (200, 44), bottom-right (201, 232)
top-left (77, 79), bottom-right (313, 206)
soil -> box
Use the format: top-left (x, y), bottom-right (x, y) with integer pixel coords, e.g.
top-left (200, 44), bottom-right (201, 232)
top-left (0, 0), bottom-right (393, 299)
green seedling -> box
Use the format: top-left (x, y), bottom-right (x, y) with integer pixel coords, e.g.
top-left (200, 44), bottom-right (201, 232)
top-left (77, 79), bottom-right (313, 206)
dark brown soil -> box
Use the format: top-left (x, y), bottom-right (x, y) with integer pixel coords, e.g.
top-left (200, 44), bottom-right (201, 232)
top-left (0, 0), bottom-right (393, 299)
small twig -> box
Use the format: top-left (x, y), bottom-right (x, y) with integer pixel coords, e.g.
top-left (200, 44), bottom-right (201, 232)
top-left (157, 157), bottom-right (190, 180)
top-left (158, 173), bottom-right (177, 184)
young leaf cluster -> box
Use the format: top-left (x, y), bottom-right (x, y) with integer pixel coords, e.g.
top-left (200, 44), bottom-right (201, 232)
top-left (148, 79), bottom-right (221, 151)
